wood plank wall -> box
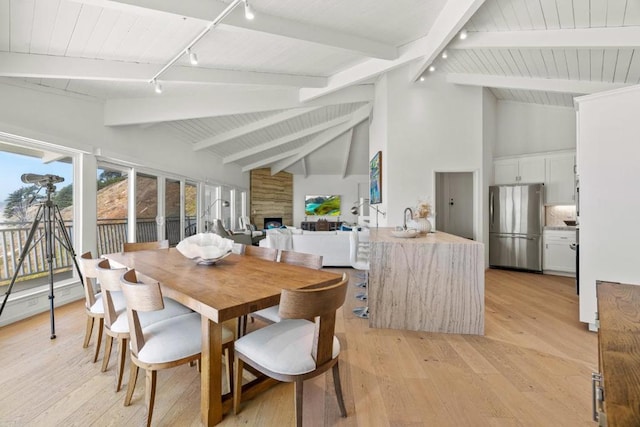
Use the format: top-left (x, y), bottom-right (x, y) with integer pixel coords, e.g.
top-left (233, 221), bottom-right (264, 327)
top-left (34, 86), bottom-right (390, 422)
top-left (250, 168), bottom-right (293, 229)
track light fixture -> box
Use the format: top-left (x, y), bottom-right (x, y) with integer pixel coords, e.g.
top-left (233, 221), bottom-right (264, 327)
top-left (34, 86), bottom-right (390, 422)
top-left (441, 50), bottom-right (448, 59)
top-left (148, 0), bottom-right (256, 93)
top-left (187, 48), bottom-right (198, 65)
top-left (459, 29), bottom-right (468, 40)
top-left (429, 65), bottom-right (436, 72)
top-left (420, 76), bottom-right (425, 82)
top-left (152, 79), bottom-right (163, 94)
top-left (244, 0), bottom-right (255, 20)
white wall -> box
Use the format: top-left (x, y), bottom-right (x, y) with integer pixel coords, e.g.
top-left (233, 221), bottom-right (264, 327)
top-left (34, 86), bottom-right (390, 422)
top-left (381, 68), bottom-right (485, 230)
top-left (576, 85), bottom-right (640, 326)
top-left (293, 174), bottom-right (368, 226)
top-left (495, 100), bottom-right (576, 157)
top-left (483, 89), bottom-right (497, 265)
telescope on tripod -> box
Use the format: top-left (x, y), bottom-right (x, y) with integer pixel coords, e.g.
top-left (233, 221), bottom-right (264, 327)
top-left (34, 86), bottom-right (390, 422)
top-left (0, 173), bottom-right (83, 339)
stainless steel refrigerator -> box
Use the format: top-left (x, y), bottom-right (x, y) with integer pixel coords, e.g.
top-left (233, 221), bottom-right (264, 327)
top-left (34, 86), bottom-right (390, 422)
top-left (489, 183), bottom-right (544, 272)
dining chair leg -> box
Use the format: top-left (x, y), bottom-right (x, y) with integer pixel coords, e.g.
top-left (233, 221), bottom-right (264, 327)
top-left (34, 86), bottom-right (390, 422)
top-left (124, 363), bottom-right (139, 406)
top-left (332, 362), bottom-right (347, 417)
top-left (83, 315), bottom-right (94, 348)
top-left (224, 345), bottom-right (234, 395)
top-left (294, 379), bottom-right (303, 427)
top-left (92, 318), bottom-right (104, 363)
top-left (145, 370), bottom-right (157, 427)
top-left (233, 357), bottom-right (244, 415)
top-left (116, 338), bottom-right (127, 392)
top-left (101, 335), bottom-right (113, 372)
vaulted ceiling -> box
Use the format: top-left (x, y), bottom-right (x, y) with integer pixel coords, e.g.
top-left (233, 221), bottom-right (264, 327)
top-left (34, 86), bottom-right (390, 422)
top-left (1, 0), bottom-right (638, 175)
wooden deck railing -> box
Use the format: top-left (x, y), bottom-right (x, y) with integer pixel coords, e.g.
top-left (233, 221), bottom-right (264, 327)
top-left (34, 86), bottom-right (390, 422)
top-left (0, 217), bottom-right (197, 285)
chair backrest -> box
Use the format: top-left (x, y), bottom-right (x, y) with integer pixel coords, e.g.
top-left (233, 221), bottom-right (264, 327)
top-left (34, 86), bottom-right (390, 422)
top-left (96, 259), bottom-right (127, 328)
top-left (279, 250), bottom-right (323, 270)
top-left (211, 219), bottom-right (231, 237)
top-left (238, 216), bottom-right (249, 231)
top-left (120, 269), bottom-right (165, 357)
top-left (244, 245), bottom-right (278, 261)
top-left (123, 240), bottom-right (169, 252)
top-left (278, 273), bottom-right (348, 366)
top-left (78, 251), bottom-right (101, 309)
top-left (315, 219), bottom-right (330, 231)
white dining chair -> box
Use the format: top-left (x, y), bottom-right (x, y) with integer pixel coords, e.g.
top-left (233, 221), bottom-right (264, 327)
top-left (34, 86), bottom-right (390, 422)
top-left (120, 269), bottom-right (235, 427)
top-left (233, 273), bottom-right (349, 426)
top-left (96, 259), bottom-right (193, 392)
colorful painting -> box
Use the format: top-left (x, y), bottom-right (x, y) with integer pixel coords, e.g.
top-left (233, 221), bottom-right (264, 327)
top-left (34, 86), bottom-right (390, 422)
top-left (370, 151), bottom-right (382, 204)
top-left (305, 195), bottom-right (341, 216)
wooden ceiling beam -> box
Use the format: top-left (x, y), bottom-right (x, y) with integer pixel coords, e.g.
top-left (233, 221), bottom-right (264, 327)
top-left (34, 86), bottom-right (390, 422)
top-left (446, 73), bottom-right (628, 94)
top-left (72, 0), bottom-right (397, 59)
top-left (105, 85), bottom-right (373, 126)
top-left (223, 114), bottom-right (352, 163)
top-left (0, 52), bottom-right (325, 88)
top-left (193, 107), bottom-right (321, 151)
top-left (450, 27), bottom-right (640, 49)
top-left (270, 104), bottom-right (370, 174)
top-left (240, 149), bottom-right (299, 173)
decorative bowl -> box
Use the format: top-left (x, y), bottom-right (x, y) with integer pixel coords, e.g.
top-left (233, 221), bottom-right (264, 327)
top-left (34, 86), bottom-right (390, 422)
top-left (391, 229), bottom-right (418, 238)
top-left (176, 233), bottom-right (234, 264)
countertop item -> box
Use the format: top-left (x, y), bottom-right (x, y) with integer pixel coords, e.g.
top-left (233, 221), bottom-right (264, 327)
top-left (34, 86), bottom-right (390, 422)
top-left (390, 229), bottom-right (418, 238)
top-left (544, 226), bottom-right (577, 231)
top-left (368, 228), bottom-right (484, 335)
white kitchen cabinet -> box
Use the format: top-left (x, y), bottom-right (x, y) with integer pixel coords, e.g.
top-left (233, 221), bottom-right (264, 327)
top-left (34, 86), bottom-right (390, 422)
top-left (493, 156), bottom-right (545, 185)
top-left (543, 229), bottom-right (576, 276)
top-left (545, 153), bottom-right (575, 204)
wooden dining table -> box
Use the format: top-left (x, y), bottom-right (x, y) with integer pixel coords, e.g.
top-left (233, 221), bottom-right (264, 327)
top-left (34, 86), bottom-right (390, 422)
top-left (104, 247), bottom-right (342, 426)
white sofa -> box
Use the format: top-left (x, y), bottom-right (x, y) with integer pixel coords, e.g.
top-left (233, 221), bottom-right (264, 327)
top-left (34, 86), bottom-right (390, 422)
top-left (259, 229), bottom-right (369, 267)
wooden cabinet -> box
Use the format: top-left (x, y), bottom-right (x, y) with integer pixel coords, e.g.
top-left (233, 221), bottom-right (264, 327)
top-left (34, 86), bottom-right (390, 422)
top-left (593, 281), bottom-right (640, 426)
top-left (545, 153), bottom-right (575, 204)
top-left (543, 229), bottom-right (576, 276)
top-left (493, 156), bottom-right (545, 185)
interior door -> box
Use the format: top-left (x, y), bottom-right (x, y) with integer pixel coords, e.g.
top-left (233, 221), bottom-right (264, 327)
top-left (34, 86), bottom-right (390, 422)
top-left (436, 172), bottom-right (474, 239)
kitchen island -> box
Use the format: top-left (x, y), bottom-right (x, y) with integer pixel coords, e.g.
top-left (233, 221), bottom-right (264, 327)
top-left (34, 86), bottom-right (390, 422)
top-left (368, 228), bottom-right (484, 335)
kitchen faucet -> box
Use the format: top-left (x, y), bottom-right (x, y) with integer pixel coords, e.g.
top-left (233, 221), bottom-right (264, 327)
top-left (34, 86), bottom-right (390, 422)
top-left (403, 207), bottom-right (413, 230)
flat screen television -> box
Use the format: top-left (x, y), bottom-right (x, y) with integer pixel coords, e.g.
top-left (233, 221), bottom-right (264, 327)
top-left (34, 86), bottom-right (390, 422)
top-left (305, 195), bottom-right (341, 216)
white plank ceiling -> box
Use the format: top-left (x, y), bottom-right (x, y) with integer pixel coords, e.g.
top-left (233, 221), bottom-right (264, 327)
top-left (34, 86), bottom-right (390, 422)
top-left (1, 0), bottom-right (638, 174)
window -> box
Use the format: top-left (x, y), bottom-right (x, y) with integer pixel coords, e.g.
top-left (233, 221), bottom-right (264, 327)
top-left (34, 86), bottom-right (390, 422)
top-left (0, 147), bottom-right (74, 294)
top-left (184, 182), bottom-right (197, 238)
top-left (165, 178), bottom-right (181, 245)
top-left (135, 173), bottom-right (158, 243)
top-left (96, 165), bottom-right (128, 255)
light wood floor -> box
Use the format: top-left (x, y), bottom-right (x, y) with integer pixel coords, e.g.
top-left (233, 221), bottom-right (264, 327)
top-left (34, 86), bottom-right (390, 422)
top-left (0, 269), bottom-right (597, 426)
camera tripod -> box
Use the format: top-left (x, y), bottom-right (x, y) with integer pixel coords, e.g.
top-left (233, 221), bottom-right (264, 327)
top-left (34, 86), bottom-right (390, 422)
top-left (0, 181), bottom-right (83, 339)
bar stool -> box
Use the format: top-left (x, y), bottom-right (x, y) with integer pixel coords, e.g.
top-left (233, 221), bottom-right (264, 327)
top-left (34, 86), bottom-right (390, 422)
top-left (349, 230), bottom-right (369, 319)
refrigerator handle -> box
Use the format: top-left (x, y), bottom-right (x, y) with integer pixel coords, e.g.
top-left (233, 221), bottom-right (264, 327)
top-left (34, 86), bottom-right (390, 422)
top-left (490, 191), bottom-right (494, 226)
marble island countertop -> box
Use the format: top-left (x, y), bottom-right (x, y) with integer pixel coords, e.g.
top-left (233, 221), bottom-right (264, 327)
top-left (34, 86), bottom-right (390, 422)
top-left (371, 228), bottom-right (481, 244)
top-left (367, 227), bottom-right (484, 335)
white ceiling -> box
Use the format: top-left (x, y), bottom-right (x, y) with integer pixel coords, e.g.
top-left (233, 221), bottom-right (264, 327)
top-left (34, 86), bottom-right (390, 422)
top-left (1, 0), bottom-right (638, 175)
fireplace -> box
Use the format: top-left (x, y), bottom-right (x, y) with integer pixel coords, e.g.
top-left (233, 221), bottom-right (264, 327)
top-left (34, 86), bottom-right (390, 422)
top-left (264, 217), bottom-right (283, 229)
